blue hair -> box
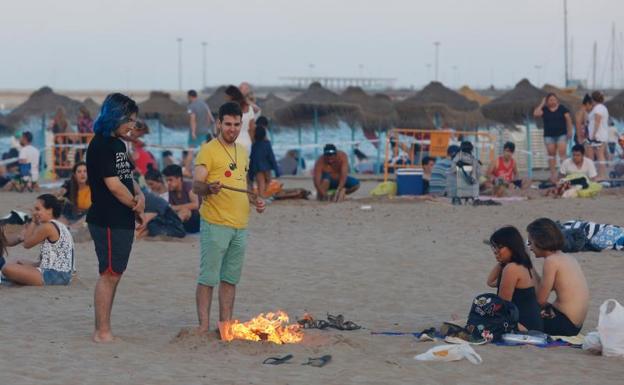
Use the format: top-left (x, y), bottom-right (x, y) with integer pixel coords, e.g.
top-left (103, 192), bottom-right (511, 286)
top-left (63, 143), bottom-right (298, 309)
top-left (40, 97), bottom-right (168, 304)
top-left (93, 93), bottom-right (138, 137)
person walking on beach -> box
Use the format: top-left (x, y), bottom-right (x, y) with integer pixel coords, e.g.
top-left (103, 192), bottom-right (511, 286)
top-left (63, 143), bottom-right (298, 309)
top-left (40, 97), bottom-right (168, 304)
top-left (86, 93), bottom-right (145, 343)
top-left (533, 93), bottom-right (573, 183)
top-left (192, 101), bottom-right (265, 334)
top-left (187, 89), bottom-right (215, 148)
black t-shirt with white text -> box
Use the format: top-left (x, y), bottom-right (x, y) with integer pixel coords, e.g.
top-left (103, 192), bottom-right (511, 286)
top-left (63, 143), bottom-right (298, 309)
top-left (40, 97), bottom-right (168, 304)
top-left (86, 134), bottom-right (135, 229)
top-left (541, 105), bottom-right (569, 137)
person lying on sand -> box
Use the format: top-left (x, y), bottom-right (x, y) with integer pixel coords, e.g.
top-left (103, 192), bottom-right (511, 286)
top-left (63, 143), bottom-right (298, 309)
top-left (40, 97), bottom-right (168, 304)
top-left (486, 226), bottom-right (543, 332)
top-left (313, 144), bottom-right (360, 202)
top-left (0, 194), bottom-right (74, 286)
top-left (527, 218), bottom-right (589, 336)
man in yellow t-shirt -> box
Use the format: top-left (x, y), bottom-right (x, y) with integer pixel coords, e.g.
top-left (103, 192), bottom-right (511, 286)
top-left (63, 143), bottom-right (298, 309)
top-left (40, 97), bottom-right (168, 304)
top-left (192, 101), bottom-right (266, 334)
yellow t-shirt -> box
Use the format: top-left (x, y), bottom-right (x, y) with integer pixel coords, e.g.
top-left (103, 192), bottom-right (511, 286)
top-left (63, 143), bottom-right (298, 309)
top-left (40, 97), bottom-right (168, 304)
top-left (77, 186), bottom-right (92, 211)
top-left (195, 139), bottom-right (250, 229)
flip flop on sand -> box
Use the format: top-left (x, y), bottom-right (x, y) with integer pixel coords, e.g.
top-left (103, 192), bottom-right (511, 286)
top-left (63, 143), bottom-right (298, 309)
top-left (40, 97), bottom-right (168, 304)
top-left (263, 354), bottom-right (294, 365)
top-left (302, 355), bottom-right (332, 368)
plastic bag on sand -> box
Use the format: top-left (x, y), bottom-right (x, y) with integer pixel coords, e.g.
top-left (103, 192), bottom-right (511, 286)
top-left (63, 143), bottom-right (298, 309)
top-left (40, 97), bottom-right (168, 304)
top-left (582, 331), bottom-right (602, 355)
top-left (598, 299), bottom-right (624, 357)
top-left (414, 344), bottom-right (482, 365)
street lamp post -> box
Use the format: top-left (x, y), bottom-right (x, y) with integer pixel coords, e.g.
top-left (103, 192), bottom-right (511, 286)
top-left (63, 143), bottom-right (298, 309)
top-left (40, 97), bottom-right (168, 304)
top-left (434, 42), bottom-right (440, 82)
top-left (201, 41), bottom-right (207, 90)
top-left (177, 37), bottom-right (183, 92)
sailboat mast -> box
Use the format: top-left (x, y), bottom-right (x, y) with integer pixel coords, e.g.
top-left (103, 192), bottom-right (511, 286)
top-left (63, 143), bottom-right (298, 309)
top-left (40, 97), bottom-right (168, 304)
top-left (563, 0), bottom-right (569, 86)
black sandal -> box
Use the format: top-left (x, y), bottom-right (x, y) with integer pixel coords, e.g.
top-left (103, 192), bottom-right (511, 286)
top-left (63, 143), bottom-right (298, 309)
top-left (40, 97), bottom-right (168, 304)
top-left (263, 354), bottom-right (293, 365)
top-left (302, 355), bottom-right (332, 367)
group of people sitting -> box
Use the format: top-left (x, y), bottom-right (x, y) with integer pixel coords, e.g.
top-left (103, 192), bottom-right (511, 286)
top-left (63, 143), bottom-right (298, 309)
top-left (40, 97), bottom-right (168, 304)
top-left (0, 195), bottom-right (592, 340)
top-left (485, 218), bottom-right (588, 337)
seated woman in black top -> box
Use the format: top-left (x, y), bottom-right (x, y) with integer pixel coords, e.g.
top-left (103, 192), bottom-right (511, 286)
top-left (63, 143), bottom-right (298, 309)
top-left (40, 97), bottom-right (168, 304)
top-left (486, 226), bottom-right (543, 332)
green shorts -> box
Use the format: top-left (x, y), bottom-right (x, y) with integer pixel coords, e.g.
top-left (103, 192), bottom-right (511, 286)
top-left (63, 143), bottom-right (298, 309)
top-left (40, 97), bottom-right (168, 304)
top-left (198, 220), bottom-right (248, 287)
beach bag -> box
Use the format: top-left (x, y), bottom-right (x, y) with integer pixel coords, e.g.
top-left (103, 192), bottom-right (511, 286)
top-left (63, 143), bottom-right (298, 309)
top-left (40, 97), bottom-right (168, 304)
top-left (589, 225), bottom-right (624, 251)
top-left (557, 223), bottom-right (589, 253)
top-left (597, 299), bottom-right (624, 357)
top-left (414, 344), bottom-right (482, 365)
top-left (466, 293), bottom-right (518, 342)
top-left (370, 181), bottom-right (397, 197)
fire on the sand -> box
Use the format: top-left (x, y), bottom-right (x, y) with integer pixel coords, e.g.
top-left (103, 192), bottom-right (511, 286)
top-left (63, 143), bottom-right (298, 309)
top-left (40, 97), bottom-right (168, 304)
top-left (218, 311), bottom-right (303, 344)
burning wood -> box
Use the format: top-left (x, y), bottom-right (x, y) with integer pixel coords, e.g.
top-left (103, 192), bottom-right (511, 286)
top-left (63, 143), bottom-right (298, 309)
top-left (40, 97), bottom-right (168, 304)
top-left (218, 311), bottom-right (303, 344)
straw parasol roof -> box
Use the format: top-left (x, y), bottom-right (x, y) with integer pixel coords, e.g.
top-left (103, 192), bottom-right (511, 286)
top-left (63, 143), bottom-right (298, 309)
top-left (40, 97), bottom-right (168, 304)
top-left (138, 91), bottom-right (189, 128)
top-left (404, 81), bottom-right (479, 111)
top-left (273, 82), bottom-right (361, 128)
top-left (542, 84), bottom-right (581, 111)
top-left (7, 86), bottom-right (83, 126)
top-left (256, 93), bottom-right (287, 121)
top-left (205, 86), bottom-right (228, 114)
top-left (395, 101), bottom-right (489, 130)
top-left (481, 79), bottom-right (546, 124)
top-left (458, 86), bottom-right (491, 106)
top-left (606, 91), bottom-right (624, 120)
top-left (340, 87), bottom-right (398, 132)
top-left (82, 98), bottom-right (101, 119)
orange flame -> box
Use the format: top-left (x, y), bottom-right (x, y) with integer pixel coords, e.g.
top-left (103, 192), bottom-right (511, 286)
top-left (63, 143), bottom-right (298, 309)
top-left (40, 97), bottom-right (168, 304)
top-left (219, 311), bottom-right (303, 344)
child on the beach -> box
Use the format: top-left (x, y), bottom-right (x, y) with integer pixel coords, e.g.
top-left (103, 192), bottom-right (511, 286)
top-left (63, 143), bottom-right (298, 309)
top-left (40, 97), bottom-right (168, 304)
top-left (486, 226), bottom-right (543, 332)
top-left (249, 117), bottom-right (280, 198)
top-left (527, 218), bottom-right (589, 336)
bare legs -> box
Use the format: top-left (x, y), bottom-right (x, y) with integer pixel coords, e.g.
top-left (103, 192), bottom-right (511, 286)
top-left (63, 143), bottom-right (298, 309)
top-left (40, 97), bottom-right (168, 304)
top-left (586, 144), bottom-right (608, 180)
top-left (546, 141), bottom-right (568, 183)
top-left (595, 144), bottom-right (607, 180)
top-left (218, 282), bottom-right (236, 322)
top-left (196, 281), bottom-right (236, 333)
top-left (93, 273), bottom-right (121, 343)
top-left (1, 263), bottom-right (44, 286)
top-left (196, 284), bottom-right (213, 333)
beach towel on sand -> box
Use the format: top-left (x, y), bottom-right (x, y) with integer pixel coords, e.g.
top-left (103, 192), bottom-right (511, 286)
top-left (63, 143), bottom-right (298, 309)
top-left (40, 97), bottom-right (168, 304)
top-left (561, 220), bottom-right (624, 251)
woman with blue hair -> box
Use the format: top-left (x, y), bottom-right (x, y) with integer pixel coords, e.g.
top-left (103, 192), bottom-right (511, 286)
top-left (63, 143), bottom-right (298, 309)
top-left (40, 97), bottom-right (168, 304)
top-left (86, 93), bottom-right (146, 343)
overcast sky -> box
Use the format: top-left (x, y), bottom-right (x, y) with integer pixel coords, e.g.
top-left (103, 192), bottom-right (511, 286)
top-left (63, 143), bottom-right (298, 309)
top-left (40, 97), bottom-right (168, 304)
top-left (0, 0), bottom-right (622, 90)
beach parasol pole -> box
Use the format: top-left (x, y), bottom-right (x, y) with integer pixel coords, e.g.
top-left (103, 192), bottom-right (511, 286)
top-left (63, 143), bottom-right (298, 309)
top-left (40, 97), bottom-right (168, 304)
top-left (157, 114), bottom-right (163, 169)
top-left (376, 127), bottom-right (384, 175)
top-left (297, 125), bottom-right (303, 175)
top-left (313, 107), bottom-right (319, 160)
top-left (350, 124), bottom-right (356, 173)
top-left (525, 115), bottom-right (533, 179)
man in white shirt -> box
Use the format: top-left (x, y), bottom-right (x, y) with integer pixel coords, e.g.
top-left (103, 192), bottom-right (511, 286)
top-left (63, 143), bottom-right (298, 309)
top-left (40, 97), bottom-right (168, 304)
top-left (18, 131), bottom-right (40, 189)
top-left (559, 144), bottom-right (597, 181)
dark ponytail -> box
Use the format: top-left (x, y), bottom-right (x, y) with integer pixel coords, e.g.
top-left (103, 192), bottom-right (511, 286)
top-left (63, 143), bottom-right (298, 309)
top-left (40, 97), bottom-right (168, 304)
top-left (37, 194), bottom-right (62, 219)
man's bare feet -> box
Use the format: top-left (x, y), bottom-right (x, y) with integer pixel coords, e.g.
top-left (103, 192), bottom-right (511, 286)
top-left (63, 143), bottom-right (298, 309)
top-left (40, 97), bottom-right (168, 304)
top-left (92, 331), bottom-right (115, 343)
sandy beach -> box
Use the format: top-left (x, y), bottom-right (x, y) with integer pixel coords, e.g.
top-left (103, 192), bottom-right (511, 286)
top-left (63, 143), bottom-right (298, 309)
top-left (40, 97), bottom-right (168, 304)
top-left (1, 183), bottom-right (624, 385)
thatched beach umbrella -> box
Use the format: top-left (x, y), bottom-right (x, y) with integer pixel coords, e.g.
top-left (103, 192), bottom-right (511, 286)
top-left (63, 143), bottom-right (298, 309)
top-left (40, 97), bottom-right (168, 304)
top-left (395, 101), bottom-right (489, 130)
top-left (458, 86), bottom-right (491, 106)
top-left (605, 91), bottom-right (624, 120)
top-left (340, 87), bottom-right (398, 132)
top-left (404, 81), bottom-right (479, 111)
top-left (542, 84), bottom-right (581, 111)
top-left (256, 93), bottom-right (287, 121)
top-left (7, 86), bottom-right (83, 126)
top-left (273, 82), bottom-right (361, 127)
top-left (82, 98), bottom-right (101, 119)
top-left (481, 79), bottom-right (546, 125)
top-left (138, 91), bottom-right (188, 128)
top-left (205, 86), bottom-right (228, 114)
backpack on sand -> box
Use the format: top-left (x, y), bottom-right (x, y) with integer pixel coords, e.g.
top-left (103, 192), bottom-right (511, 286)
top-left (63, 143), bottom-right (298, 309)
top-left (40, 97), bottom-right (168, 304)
top-left (466, 293), bottom-right (519, 342)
